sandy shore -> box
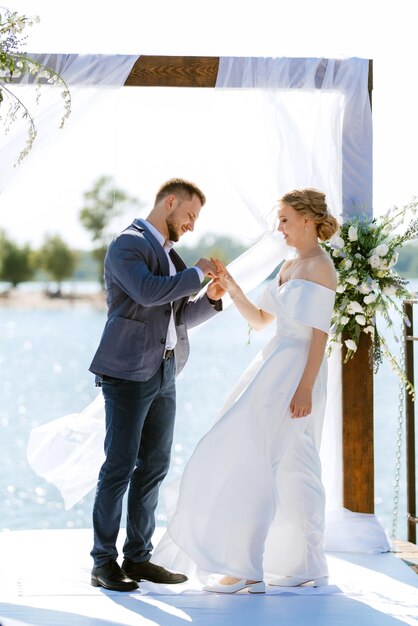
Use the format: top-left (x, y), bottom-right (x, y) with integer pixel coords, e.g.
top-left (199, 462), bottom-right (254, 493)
top-left (0, 289), bottom-right (106, 309)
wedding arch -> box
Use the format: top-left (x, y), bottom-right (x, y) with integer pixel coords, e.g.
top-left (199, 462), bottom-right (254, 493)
top-left (7, 54), bottom-right (374, 515)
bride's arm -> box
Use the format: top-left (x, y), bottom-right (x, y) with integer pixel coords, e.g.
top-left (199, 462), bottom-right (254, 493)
top-left (290, 329), bottom-right (328, 418)
top-left (211, 258), bottom-right (275, 331)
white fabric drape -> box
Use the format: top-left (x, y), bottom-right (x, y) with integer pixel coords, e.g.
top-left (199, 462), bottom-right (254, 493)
top-left (0, 54), bottom-right (138, 194)
top-left (24, 55), bottom-right (388, 552)
top-left (214, 56), bottom-right (386, 551)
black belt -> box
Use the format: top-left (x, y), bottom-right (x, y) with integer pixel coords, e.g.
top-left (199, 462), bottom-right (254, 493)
top-left (163, 348), bottom-right (175, 360)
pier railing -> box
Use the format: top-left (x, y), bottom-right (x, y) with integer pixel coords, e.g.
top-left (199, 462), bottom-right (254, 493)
top-left (404, 299), bottom-right (417, 544)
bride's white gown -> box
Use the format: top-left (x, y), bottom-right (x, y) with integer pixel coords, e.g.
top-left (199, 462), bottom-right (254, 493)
top-left (153, 278), bottom-right (336, 582)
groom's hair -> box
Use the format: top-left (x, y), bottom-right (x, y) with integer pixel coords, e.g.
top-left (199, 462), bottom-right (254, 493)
top-left (155, 178), bottom-right (206, 207)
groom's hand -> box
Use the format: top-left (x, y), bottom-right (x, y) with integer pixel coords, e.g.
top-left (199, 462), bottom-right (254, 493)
top-left (195, 257), bottom-right (217, 278)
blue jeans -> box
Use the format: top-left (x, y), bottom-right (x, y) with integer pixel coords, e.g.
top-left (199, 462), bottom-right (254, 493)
top-left (91, 354), bottom-right (176, 566)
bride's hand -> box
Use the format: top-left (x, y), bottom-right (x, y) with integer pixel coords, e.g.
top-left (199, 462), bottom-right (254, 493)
top-left (290, 385), bottom-right (312, 418)
top-left (211, 258), bottom-right (239, 297)
top-left (206, 275), bottom-right (226, 301)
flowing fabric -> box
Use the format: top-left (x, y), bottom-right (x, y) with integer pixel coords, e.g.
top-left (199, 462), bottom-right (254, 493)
top-left (154, 279), bottom-right (335, 581)
top-left (23, 55), bottom-right (388, 553)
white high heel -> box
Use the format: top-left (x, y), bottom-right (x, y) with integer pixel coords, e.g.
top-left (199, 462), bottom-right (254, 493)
top-left (203, 579), bottom-right (265, 594)
top-left (269, 575), bottom-right (328, 588)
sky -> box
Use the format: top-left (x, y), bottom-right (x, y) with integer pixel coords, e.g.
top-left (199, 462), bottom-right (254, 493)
top-left (1, 0), bottom-right (418, 249)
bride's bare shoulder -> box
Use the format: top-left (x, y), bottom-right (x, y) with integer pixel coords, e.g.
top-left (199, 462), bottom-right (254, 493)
top-left (309, 254), bottom-right (337, 290)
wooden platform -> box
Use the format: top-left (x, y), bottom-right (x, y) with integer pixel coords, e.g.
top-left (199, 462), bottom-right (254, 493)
top-left (393, 539), bottom-right (418, 574)
top-left (0, 529), bottom-right (418, 626)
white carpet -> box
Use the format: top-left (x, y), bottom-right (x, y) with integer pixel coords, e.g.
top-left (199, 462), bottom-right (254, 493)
top-left (0, 528), bottom-right (417, 626)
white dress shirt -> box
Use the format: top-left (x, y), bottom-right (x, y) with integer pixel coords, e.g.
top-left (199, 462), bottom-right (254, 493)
top-left (144, 220), bottom-right (203, 350)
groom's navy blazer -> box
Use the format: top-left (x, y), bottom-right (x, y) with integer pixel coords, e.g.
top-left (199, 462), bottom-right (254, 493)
top-left (90, 218), bottom-right (221, 382)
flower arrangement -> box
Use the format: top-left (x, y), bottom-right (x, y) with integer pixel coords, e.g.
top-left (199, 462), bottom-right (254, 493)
top-left (322, 198), bottom-right (418, 398)
top-left (0, 7), bottom-right (71, 164)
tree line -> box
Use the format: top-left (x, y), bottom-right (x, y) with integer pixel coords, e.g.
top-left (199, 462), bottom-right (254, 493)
top-left (1, 175), bottom-right (418, 293)
top-left (0, 176), bottom-right (248, 294)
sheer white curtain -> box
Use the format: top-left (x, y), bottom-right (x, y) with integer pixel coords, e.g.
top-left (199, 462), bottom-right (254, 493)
top-left (214, 56), bottom-right (387, 551)
top-left (0, 54), bottom-right (138, 195)
top-left (24, 54), bottom-right (388, 551)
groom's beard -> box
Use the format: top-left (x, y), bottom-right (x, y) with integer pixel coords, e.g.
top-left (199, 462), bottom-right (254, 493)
top-left (166, 215), bottom-right (182, 242)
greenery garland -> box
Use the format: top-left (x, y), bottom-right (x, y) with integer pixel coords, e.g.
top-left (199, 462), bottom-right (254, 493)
top-left (0, 7), bottom-right (71, 164)
top-left (322, 198), bottom-right (418, 399)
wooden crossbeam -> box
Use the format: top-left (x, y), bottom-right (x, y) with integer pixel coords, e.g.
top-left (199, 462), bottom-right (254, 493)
top-left (124, 55), bottom-right (373, 92)
top-left (124, 55), bottom-right (219, 87)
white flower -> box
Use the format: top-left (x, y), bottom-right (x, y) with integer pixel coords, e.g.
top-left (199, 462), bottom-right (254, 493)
top-left (383, 285), bottom-right (397, 296)
top-left (331, 235), bottom-right (345, 249)
top-left (363, 293), bottom-right (377, 304)
top-left (363, 326), bottom-right (375, 335)
top-left (345, 339), bottom-right (357, 351)
top-left (369, 254), bottom-right (384, 269)
top-left (336, 283), bottom-right (346, 293)
top-left (347, 301), bottom-right (364, 314)
top-left (358, 282), bottom-right (372, 294)
top-left (341, 258), bottom-right (353, 270)
top-left (340, 316), bottom-right (349, 325)
top-left (355, 314), bottom-right (366, 326)
top-left (373, 243), bottom-right (389, 257)
top-left (388, 252), bottom-right (398, 268)
top-left (346, 275), bottom-right (359, 285)
top-left (348, 226), bottom-right (358, 242)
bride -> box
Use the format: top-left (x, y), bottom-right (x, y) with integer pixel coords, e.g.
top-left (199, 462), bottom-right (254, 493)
top-left (152, 187), bottom-right (339, 593)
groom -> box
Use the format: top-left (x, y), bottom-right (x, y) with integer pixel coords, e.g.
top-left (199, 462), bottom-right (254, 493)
top-left (89, 178), bottom-right (224, 591)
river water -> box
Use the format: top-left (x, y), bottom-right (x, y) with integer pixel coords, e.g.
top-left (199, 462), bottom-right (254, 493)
top-left (0, 280), bottom-right (417, 540)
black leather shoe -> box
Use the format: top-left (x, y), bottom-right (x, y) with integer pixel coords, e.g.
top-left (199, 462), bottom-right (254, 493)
top-left (122, 559), bottom-right (188, 584)
top-left (91, 560), bottom-right (139, 591)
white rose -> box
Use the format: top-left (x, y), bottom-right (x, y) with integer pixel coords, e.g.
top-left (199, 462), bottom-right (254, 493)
top-left (342, 258), bottom-right (353, 270)
top-left (347, 301), bottom-right (364, 314)
top-left (336, 283), bottom-right (346, 293)
top-left (345, 339), bottom-right (357, 351)
top-left (358, 282), bottom-right (372, 294)
top-left (373, 243), bottom-right (389, 257)
top-left (383, 285), bottom-right (396, 296)
top-left (369, 254), bottom-right (383, 269)
top-left (355, 314), bottom-right (366, 326)
top-left (340, 316), bottom-right (349, 325)
top-left (348, 226), bottom-right (358, 242)
top-left (346, 275), bottom-right (359, 285)
top-left (363, 325), bottom-right (375, 335)
top-left (363, 293), bottom-right (377, 304)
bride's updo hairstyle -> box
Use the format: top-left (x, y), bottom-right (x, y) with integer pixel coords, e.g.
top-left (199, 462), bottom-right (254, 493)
top-left (280, 188), bottom-right (339, 242)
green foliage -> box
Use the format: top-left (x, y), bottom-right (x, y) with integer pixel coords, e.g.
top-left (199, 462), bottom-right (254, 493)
top-left (322, 198), bottom-right (418, 398)
top-left (79, 176), bottom-right (142, 284)
top-left (0, 230), bottom-right (34, 287)
top-left (36, 234), bottom-right (79, 294)
top-left (177, 234), bottom-right (247, 267)
top-left (0, 8), bottom-right (71, 164)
